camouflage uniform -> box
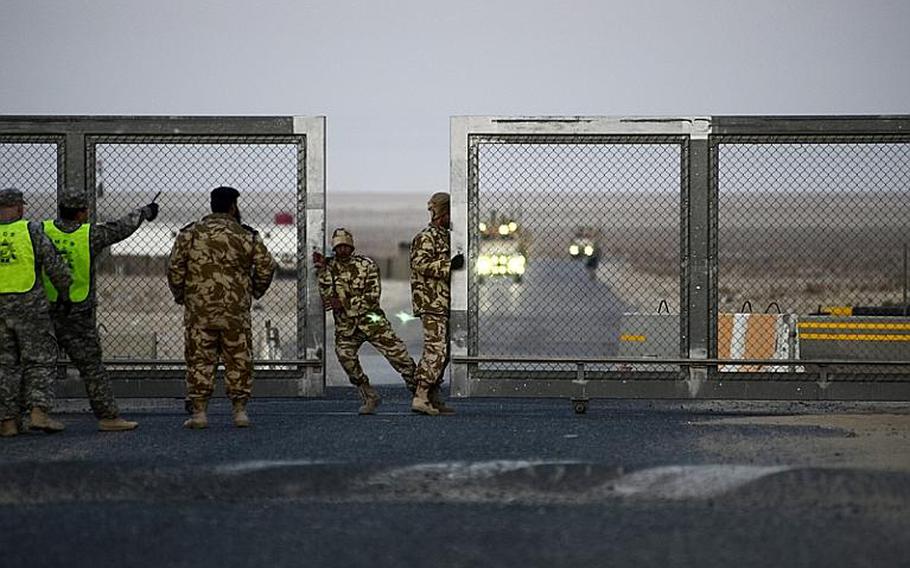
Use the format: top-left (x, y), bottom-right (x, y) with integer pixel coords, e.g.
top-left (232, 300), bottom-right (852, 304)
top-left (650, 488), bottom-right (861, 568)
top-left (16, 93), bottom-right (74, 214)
top-left (45, 206), bottom-right (151, 420)
top-left (318, 253), bottom-right (417, 392)
top-left (409, 223), bottom-right (452, 388)
top-left (167, 213), bottom-right (276, 405)
top-left (0, 207), bottom-right (71, 422)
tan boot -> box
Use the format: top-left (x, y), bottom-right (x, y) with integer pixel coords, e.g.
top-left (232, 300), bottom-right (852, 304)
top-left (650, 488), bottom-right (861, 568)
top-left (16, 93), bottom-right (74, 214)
top-left (232, 400), bottom-right (250, 428)
top-left (29, 408), bottom-right (65, 433)
top-left (428, 385), bottom-right (456, 415)
top-left (0, 419), bottom-right (17, 438)
top-left (411, 383), bottom-right (440, 416)
top-left (357, 384), bottom-right (381, 415)
top-left (183, 399), bottom-right (208, 429)
top-left (98, 417), bottom-right (139, 432)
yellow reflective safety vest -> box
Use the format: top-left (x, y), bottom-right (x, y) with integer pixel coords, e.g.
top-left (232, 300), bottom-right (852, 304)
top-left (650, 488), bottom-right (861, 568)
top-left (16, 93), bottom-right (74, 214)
top-left (0, 220), bottom-right (36, 294)
top-left (42, 221), bottom-right (91, 302)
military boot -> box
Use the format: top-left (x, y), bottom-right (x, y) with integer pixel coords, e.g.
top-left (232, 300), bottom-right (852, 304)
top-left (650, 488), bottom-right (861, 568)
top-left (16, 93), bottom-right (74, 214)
top-left (357, 384), bottom-right (382, 415)
top-left (0, 419), bottom-right (17, 438)
top-left (411, 383), bottom-right (440, 416)
top-left (183, 399), bottom-right (208, 429)
top-left (98, 417), bottom-right (139, 432)
top-left (29, 408), bottom-right (65, 433)
top-left (232, 400), bottom-right (251, 428)
top-left (428, 384), bottom-right (456, 415)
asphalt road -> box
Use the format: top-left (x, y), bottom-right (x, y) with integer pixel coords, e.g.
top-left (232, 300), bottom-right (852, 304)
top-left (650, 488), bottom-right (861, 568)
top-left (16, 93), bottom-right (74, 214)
top-left (477, 258), bottom-right (628, 357)
top-left (1, 389), bottom-right (909, 568)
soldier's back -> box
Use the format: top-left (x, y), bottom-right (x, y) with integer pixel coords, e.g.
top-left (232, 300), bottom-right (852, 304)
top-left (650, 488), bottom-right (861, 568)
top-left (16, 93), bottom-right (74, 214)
top-left (182, 213), bottom-right (257, 327)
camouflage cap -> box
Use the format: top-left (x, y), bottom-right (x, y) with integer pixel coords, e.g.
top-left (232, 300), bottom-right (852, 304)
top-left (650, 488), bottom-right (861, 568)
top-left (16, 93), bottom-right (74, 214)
top-left (0, 188), bottom-right (24, 207)
top-left (59, 190), bottom-right (89, 209)
top-left (427, 192), bottom-right (450, 218)
top-left (331, 227), bottom-right (355, 249)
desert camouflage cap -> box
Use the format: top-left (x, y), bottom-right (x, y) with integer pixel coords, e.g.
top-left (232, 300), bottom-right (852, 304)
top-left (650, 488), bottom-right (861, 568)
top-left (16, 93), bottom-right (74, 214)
top-left (331, 227), bottom-right (355, 249)
top-left (0, 188), bottom-right (25, 207)
top-left (59, 190), bottom-right (89, 209)
top-left (427, 192), bottom-right (450, 217)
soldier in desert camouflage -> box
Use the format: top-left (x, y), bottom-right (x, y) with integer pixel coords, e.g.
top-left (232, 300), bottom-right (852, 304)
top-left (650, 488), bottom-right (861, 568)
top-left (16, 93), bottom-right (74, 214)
top-left (313, 227), bottom-right (417, 415)
top-left (409, 192), bottom-right (464, 416)
top-left (167, 186), bottom-right (276, 429)
top-left (0, 188), bottom-right (72, 437)
top-left (41, 189), bottom-right (160, 432)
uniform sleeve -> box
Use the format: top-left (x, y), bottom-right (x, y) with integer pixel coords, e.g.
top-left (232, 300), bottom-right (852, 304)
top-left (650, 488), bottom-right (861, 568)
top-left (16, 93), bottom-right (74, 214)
top-left (30, 223), bottom-right (72, 295)
top-left (316, 262), bottom-right (335, 309)
top-left (363, 260), bottom-right (381, 309)
top-left (410, 231), bottom-right (450, 280)
top-left (90, 207), bottom-right (146, 253)
top-left (250, 233), bottom-right (277, 300)
top-left (167, 229), bottom-right (192, 305)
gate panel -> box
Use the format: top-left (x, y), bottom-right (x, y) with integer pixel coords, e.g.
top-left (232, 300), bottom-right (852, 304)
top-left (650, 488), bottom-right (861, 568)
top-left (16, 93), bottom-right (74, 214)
top-left (463, 130), bottom-right (688, 391)
top-left (0, 116), bottom-right (326, 397)
top-left (714, 136), bottom-right (910, 380)
top-left (88, 136), bottom-right (303, 369)
top-left (453, 116), bottom-right (910, 400)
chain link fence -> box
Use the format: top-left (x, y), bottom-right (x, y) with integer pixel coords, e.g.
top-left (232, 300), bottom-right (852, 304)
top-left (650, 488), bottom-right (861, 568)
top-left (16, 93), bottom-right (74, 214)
top-left (453, 117), bottom-right (910, 401)
top-left (86, 136), bottom-right (305, 367)
top-left (1, 116), bottom-right (325, 397)
top-left (0, 136), bottom-right (62, 220)
top-left (713, 136), bottom-right (910, 376)
top-left (467, 135), bottom-right (686, 378)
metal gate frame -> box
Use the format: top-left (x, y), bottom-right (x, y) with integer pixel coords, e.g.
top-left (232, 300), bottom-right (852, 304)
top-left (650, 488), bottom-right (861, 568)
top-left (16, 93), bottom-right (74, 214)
top-left (450, 115), bottom-right (910, 402)
top-left (0, 116), bottom-right (326, 397)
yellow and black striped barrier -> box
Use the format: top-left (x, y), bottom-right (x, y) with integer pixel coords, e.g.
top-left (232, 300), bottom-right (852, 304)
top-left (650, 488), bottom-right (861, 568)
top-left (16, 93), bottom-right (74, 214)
top-left (798, 316), bottom-right (910, 361)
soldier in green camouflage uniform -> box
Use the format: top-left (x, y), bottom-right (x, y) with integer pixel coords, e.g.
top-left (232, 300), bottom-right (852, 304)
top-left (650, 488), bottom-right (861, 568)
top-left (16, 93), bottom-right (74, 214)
top-left (167, 186), bottom-right (276, 429)
top-left (409, 192), bottom-right (464, 416)
top-left (0, 188), bottom-right (72, 438)
top-left (41, 190), bottom-right (160, 432)
top-left (314, 228), bottom-right (417, 415)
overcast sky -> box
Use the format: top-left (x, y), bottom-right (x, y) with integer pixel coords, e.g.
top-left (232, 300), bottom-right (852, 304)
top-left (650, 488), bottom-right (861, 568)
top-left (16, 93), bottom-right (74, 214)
top-left (2, 0), bottom-right (908, 193)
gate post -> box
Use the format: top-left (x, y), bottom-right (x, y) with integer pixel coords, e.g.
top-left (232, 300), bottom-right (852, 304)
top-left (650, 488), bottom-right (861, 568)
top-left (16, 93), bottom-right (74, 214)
top-left (296, 116), bottom-right (326, 396)
top-left (449, 117), bottom-right (471, 397)
top-left (685, 126), bottom-right (712, 395)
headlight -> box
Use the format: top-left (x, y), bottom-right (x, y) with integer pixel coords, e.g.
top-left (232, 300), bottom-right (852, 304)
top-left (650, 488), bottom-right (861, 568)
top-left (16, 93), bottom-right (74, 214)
top-left (584, 245), bottom-right (594, 256)
top-left (569, 244), bottom-right (579, 256)
top-left (507, 254), bottom-right (526, 275)
top-left (476, 255), bottom-right (492, 275)
top-left (507, 222), bottom-right (518, 233)
top-left (498, 224), bottom-right (509, 236)
top-left (479, 222), bottom-right (487, 232)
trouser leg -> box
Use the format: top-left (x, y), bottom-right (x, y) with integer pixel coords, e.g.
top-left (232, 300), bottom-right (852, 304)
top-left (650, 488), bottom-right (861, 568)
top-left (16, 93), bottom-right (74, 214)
top-left (185, 325), bottom-right (219, 402)
top-left (366, 320), bottom-right (417, 391)
top-left (221, 325), bottom-right (253, 402)
top-left (13, 312), bottom-right (58, 412)
top-left (0, 320), bottom-right (20, 421)
top-left (56, 313), bottom-right (119, 420)
top-left (335, 330), bottom-right (368, 386)
top-left (414, 314), bottom-right (449, 387)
